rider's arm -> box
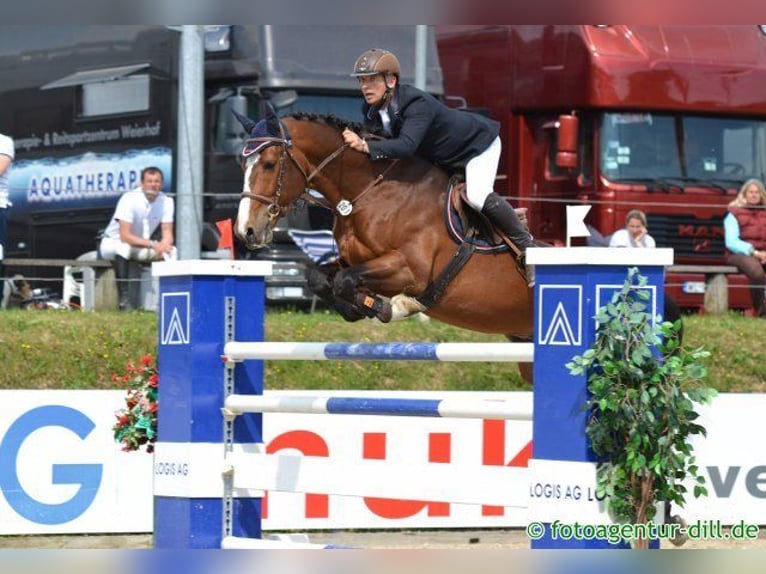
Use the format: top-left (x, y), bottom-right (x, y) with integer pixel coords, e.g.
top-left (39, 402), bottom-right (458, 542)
top-left (366, 97), bottom-right (435, 161)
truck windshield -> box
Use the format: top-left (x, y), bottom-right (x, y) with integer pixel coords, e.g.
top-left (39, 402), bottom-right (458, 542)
top-left (599, 112), bottom-right (766, 187)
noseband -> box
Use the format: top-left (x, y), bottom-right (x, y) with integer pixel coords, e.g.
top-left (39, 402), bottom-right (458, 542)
top-left (239, 136), bottom-right (347, 222)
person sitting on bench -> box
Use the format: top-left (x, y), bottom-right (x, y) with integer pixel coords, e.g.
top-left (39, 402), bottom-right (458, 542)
top-left (98, 166), bottom-right (176, 310)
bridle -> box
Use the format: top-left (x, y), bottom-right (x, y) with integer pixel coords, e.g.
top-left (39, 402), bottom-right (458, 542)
top-left (239, 135), bottom-right (347, 222)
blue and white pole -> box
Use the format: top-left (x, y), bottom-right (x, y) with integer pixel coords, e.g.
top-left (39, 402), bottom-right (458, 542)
top-left (527, 247), bottom-right (673, 549)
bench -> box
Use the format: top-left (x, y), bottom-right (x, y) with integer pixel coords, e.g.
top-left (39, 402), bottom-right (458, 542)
top-left (3, 257), bottom-right (115, 310)
top-left (667, 264), bottom-right (741, 315)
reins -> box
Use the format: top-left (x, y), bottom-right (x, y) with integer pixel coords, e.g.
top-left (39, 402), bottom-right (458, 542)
top-left (240, 131), bottom-right (397, 219)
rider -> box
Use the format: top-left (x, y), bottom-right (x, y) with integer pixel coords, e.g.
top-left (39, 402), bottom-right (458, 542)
top-left (342, 48), bottom-right (535, 286)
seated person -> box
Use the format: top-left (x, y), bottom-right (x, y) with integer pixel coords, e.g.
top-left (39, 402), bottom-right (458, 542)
top-left (609, 209), bottom-right (656, 248)
top-left (724, 178), bottom-right (766, 318)
top-left (98, 166), bottom-right (176, 310)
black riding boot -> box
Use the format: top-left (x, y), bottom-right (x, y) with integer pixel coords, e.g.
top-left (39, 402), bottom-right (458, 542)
top-left (113, 255), bottom-right (132, 311)
top-left (481, 192), bottom-right (536, 286)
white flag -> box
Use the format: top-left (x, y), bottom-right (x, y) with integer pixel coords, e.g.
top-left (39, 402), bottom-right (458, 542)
top-left (566, 205), bottom-right (592, 247)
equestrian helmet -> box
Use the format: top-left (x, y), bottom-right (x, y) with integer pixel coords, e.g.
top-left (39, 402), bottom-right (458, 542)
top-left (352, 48), bottom-right (401, 78)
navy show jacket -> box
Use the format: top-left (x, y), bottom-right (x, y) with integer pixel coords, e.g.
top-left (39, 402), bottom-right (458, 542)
top-left (363, 84), bottom-right (500, 169)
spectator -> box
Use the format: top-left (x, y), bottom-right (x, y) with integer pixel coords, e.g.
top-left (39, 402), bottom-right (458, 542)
top-left (0, 132), bottom-right (14, 285)
top-left (609, 209), bottom-right (656, 248)
top-left (604, 208), bottom-right (682, 330)
top-left (724, 178), bottom-right (766, 318)
top-left (98, 166), bottom-right (175, 310)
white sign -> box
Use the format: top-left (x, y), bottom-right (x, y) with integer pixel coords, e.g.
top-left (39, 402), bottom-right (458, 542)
top-left (1, 391), bottom-right (765, 534)
top-left (527, 459), bottom-right (609, 524)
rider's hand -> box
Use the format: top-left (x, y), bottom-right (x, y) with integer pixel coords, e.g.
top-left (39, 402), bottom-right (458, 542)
top-left (342, 128), bottom-right (369, 154)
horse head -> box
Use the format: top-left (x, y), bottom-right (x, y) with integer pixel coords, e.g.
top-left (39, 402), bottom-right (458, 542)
top-left (233, 106), bottom-right (310, 249)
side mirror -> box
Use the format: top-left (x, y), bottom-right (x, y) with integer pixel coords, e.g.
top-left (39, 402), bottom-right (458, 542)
top-left (556, 114), bottom-right (579, 169)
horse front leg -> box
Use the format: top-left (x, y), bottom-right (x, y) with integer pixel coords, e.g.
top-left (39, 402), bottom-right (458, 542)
top-left (306, 263), bottom-right (369, 322)
top-left (333, 251), bottom-right (420, 323)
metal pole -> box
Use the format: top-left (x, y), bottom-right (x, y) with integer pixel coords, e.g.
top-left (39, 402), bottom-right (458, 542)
top-left (176, 25), bottom-right (205, 260)
top-left (414, 25), bottom-right (428, 90)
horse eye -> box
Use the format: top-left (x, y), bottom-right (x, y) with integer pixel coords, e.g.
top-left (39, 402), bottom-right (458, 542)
top-left (262, 161), bottom-right (276, 170)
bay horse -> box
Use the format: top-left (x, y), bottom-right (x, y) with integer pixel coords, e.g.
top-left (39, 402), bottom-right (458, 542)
top-left (233, 108), bottom-right (536, 351)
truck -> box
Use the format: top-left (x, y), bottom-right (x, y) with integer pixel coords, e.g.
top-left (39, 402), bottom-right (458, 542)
top-left (435, 25), bottom-right (766, 313)
top-left (0, 25), bottom-right (442, 306)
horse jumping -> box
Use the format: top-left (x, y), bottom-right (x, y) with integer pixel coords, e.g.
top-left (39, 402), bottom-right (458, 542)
top-left (233, 108), bottom-right (536, 343)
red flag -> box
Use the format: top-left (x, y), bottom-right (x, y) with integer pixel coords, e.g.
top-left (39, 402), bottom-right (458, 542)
top-left (216, 219), bottom-right (234, 259)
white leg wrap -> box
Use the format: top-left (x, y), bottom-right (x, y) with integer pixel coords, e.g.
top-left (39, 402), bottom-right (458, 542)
top-left (390, 294), bottom-right (428, 321)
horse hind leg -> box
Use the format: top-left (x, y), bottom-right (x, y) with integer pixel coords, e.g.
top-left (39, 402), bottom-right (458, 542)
top-left (508, 334), bottom-right (533, 385)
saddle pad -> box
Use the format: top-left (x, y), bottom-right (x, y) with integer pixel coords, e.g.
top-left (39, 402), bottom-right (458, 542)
top-left (444, 182), bottom-right (508, 254)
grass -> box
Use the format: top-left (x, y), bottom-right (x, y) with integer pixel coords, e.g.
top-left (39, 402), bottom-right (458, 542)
top-left (0, 308), bottom-right (763, 392)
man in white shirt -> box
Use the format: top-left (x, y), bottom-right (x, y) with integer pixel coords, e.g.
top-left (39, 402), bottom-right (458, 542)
top-left (0, 132), bottom-right (14, 284)
top-left (99, 166), bottom-right (175, 310)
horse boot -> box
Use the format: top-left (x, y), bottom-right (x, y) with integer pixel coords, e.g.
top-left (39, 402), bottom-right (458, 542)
top-left (354, 292), bottom-right (393, 323)
top-left (481, 192), bottom-right (536, 287)
top-left (113, 255), bottom-right (133, 311)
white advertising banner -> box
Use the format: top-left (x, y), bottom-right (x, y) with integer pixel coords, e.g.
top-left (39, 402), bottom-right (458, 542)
top-left (0, 390), bottom-right (764, 535)
top-left (0, 390), bottom-right (152, 534)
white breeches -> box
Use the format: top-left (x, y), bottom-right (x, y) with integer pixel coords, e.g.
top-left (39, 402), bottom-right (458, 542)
top-left (465, 136), bottom-right (502, 211)
top-left (99, 237), bottom-right (177, 262)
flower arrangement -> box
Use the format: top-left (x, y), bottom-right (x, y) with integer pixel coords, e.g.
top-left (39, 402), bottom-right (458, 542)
top-left (112, 354), bottom-right (159, 453)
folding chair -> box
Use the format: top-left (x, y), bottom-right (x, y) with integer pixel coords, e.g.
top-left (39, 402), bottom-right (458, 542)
top-left (287, 229), bottom-right (338, 265)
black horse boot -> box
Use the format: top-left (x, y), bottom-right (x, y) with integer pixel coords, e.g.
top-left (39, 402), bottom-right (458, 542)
top-left (113, 255), bottom-right (132, 311)
top-left (481, 192), bottom-right (536, 287)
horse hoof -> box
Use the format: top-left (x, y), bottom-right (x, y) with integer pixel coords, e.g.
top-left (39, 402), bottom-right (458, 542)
top-left (667, 514), bottom-right (688, 547)
top-left (376, 303), bottom-right (393, 323)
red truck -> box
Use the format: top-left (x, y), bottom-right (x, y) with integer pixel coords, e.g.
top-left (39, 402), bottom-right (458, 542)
top-left (436, 25), bottom-right (766, 313)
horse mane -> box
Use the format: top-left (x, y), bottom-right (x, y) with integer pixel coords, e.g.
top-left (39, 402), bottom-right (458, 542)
top-left (286, 112), bottom-right (384, 138)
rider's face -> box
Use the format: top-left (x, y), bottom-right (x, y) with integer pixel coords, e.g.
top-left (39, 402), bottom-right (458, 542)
top-left (358, 73), bottom-right (394, 107)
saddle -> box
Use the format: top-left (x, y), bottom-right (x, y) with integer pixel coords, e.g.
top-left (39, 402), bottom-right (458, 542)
top-left (444, 176), bottom-right (528, 255)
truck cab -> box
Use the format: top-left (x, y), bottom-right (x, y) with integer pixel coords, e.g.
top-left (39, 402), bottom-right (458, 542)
top-left (436, 25), bottom-right (766, 312)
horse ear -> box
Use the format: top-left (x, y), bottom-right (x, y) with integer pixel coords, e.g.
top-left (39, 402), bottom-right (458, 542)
top-left (264, 102), bottom-right (283, 138)
top-left (231, 109), bottom-right (257, 135)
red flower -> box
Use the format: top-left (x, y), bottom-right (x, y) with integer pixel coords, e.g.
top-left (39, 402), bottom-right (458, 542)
top-left (112, 354), bottom-right (159, 454)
